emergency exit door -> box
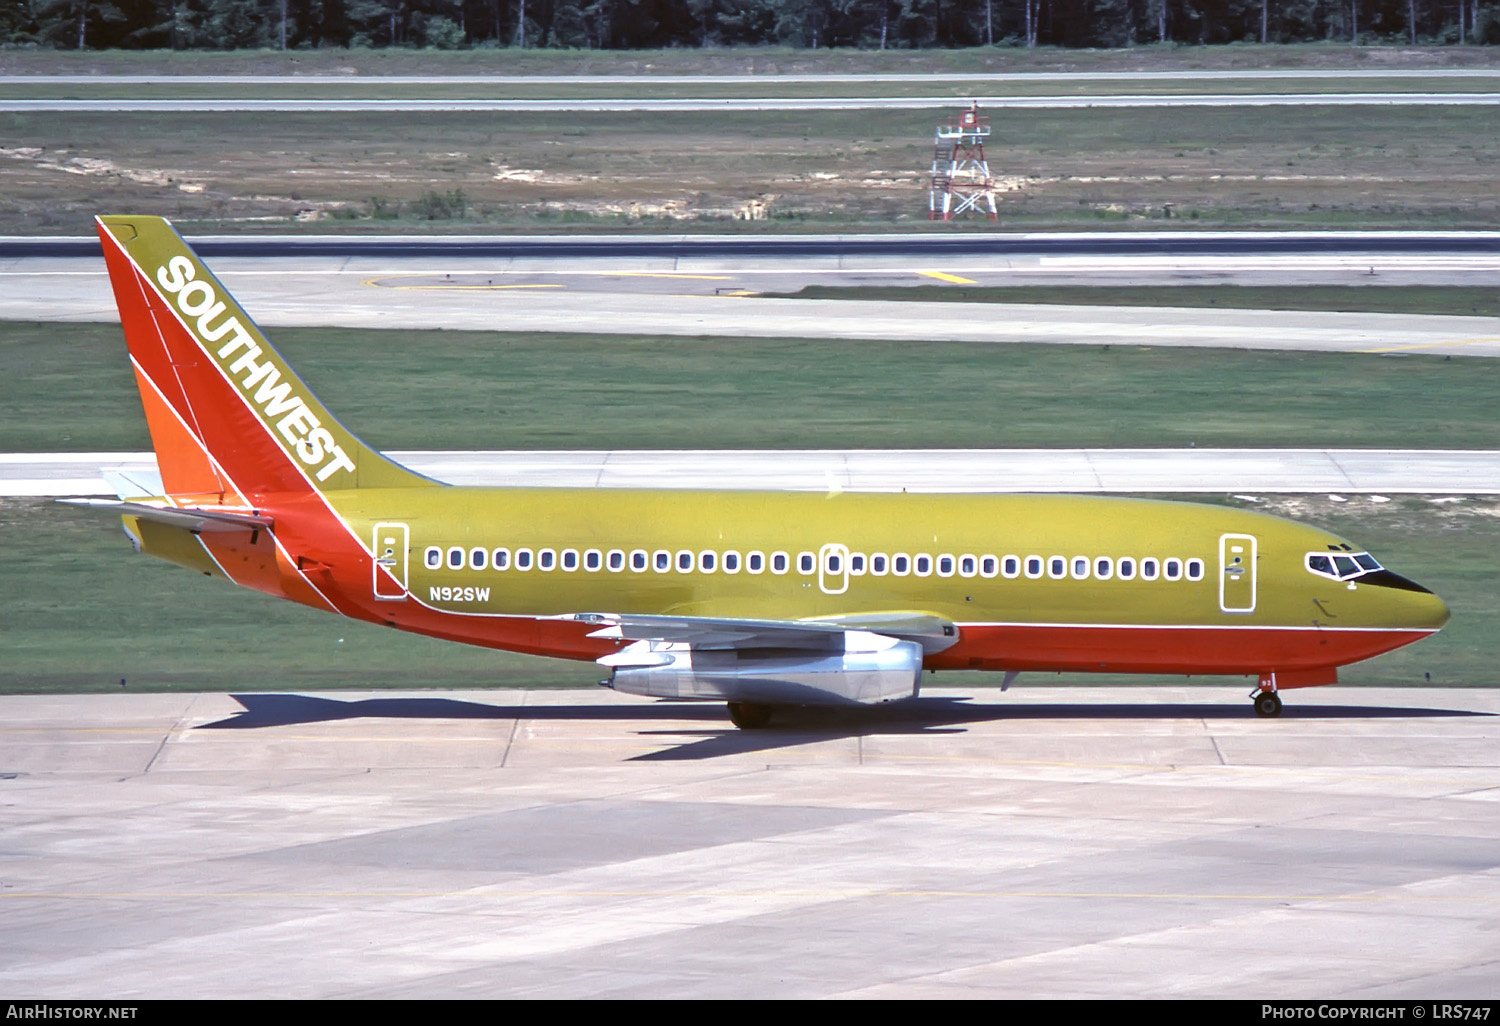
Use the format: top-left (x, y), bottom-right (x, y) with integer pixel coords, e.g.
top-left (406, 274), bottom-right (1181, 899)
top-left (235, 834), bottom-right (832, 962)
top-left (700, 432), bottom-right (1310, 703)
top-left (1218, 533), bottom-right (1257, 614)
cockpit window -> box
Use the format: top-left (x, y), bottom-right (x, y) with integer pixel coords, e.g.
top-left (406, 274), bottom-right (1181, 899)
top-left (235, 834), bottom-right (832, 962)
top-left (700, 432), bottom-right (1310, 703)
top-left (1306, 550), bottom-right (1383, 581)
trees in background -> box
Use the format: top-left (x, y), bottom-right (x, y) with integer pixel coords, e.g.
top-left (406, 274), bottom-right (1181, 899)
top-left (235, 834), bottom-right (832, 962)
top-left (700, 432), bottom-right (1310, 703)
top-left (3, 0), bottom-right (1496, 49)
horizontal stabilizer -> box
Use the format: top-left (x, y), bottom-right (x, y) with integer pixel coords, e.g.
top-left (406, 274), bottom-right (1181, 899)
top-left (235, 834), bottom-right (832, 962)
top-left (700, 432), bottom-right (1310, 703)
top-left (58, 498), bottom-right (273, 534)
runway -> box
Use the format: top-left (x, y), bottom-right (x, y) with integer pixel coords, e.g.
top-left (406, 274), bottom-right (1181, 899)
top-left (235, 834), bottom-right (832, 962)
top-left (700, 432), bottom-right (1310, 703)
top-left (8, 92), bottom-right (1499, 112)
top-left (8, 449), bottom-right (1500, 498)
top-left (4, 232), bottom-right (1498, 353)
top-left (4, 686), bottom-right (1498, 998)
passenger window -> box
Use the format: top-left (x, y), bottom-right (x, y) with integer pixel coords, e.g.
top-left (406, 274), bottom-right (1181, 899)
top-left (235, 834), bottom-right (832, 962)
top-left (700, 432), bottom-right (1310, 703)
top-left (914, 554), bottom-right (932, 577)
top-left (515, 548), bottom-right (534, 571)
top-left (798, 552), bottom-right (815, 574)
top-left (1024, 556), bottom-right (1043, 579)
top-left (849, 553), bottom-right (866, 575)
top-left (1186, 558), bottom-right (1204, 581)
top-left (699, 550), bottom-right (717, 573)
top-left (723, 551), bottom-right (741, 573)
top-left (606, 549), bottom-right (623, 572)
top-left (1117, 557), bottom-right (1135, 580)
top-left (1002, 555), bottom-right (1021, 579)
top-left (1095, 557), bottom-right (1112, 580)
top-left (1071, 556), bottom-right (1089, 580)
top-left (1141, 558), bottom-right (1159, 580)
top-left (959, 555), bottom-right (976, 578)
top-left (492, 547), bottom-right (510, 571)
top-left (871, 554), bottom-right (888, 575)
top-left (748, 551), bottom-right (765, 574)
top-left (630, 549), bottom-right (648, 572)
top-left (980, 555), bottom-right (998, 578)
top-left (424, 546), bottom-right (442, 570)
top-left (676, 550), bottom-right (694, 573)
top-left (470, 547), bottom-right (487, 570)
top-left (827, 553), bottom-right (842, 573)
top-left (561, 549), bottom-right (579, 572)
top-left (1048, 556), bottom-right (1066, 580)
top-left (447, 546), bottom-right (465, 570)
top-left (1164, 558), bottom-right (1182, 581)
top-left (538, 548), bottom-right (557, 571)
top-left (937, 554), bottom-right (955, 577)
top-left (654, 550), bottom-right (671, 573)
top-left (772, 551), bottom-right (790, 575)
top-left (893, 554), bottom-right (911, 576)
top-left (585, 549), bottom-right (602, 572)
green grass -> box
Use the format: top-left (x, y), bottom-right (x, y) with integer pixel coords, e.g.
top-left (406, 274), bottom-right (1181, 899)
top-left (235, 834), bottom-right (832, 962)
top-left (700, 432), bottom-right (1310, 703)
top-left (5, 44), bottom-right (1500, 77)
top-left (6, 320), bottom-right (1500, 454)
top-left (5, 494), bottom-right (1489, 693)
top-left (769, 285), bottom-right (1500, 317)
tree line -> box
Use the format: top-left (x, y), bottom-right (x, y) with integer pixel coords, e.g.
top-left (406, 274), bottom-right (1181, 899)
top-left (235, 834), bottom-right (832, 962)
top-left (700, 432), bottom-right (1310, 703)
top-left (5, 0), bottom-right (1497, 51)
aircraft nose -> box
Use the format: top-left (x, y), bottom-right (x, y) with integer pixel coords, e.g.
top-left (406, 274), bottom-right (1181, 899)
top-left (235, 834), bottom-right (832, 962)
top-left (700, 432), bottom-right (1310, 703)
top-left (1401, 587), bottom-right (1451, 632)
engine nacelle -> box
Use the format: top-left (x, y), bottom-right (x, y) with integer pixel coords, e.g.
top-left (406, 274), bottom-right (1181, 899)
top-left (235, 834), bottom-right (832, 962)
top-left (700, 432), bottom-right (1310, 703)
top-left (599, 630), bottom-right (922, 706)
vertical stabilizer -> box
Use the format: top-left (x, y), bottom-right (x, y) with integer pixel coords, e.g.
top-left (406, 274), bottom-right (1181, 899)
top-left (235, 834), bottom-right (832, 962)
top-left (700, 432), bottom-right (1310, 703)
top-left (96, 215), bottom-right (436, 500)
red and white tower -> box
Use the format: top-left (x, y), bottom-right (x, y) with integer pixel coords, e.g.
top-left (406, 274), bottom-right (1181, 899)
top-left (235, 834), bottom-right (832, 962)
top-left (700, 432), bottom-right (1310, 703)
top-left (929, 102), bottom-right (998, 222)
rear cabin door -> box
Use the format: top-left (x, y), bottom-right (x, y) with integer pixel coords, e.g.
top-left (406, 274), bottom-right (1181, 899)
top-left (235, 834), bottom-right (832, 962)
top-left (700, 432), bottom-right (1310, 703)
top-left (1218, 533), bottom-right (1257, 614)
top-left (372, 522), bottom-right (410, 600)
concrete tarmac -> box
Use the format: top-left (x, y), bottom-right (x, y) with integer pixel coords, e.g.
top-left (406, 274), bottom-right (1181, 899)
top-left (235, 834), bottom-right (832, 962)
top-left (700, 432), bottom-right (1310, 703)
top-left (3, 686), bottom-right (1498, 999)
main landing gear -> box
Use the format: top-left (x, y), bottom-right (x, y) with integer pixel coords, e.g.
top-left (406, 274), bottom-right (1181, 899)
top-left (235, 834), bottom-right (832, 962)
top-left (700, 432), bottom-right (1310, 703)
top-left (727, 702), bottom-right (774, 730)
top-left (1252, 689), bottom-right (1283, 718)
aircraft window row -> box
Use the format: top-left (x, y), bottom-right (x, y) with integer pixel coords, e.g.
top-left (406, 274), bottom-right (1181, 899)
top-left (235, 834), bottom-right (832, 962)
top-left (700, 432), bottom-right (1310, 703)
top-left (423, 545), bottom-right (1204, 583)
top-left (1305, 550), bottom-right (1382, 582)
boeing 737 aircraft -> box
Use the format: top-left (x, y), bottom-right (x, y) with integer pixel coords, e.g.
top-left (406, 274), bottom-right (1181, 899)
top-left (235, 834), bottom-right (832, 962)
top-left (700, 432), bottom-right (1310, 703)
top-left (72, 215), bottom-right (1449, 728)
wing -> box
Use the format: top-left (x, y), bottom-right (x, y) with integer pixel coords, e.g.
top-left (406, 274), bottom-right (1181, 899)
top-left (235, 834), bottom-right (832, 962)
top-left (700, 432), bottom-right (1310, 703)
top-left (580, 610), bottom-right (958, 652)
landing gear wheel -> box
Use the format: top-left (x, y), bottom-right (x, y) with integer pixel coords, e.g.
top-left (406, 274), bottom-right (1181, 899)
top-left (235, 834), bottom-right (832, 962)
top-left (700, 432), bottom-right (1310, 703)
top-left (1253, 691), bottom-right (1283, 718)
top-left (727, 702), bottom-right (773, 730)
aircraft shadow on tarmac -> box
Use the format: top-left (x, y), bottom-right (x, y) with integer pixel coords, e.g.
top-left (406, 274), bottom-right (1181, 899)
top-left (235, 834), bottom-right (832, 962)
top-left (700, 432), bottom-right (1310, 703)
top-left (203, 692), bottom-right (1490, 762)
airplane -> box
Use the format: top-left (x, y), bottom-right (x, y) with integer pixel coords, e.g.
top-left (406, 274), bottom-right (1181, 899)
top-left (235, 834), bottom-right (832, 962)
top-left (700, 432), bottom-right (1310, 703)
top-left (68, 214), bottom-right (1450, 729)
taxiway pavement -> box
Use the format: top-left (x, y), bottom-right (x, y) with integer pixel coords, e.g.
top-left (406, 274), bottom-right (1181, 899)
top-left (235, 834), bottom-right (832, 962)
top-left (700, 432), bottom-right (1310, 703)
top-left (6, 449), bottom-right (1500, 498)
top-left (4, 241), bottom-right (1497, 354)
top-left (3, 686), bottom-right (1497, 998)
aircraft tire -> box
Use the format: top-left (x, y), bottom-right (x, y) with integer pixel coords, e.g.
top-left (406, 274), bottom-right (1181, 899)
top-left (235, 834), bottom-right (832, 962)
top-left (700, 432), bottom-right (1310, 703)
top-left (727, 702), bottom-right (774, 729)
top-left (1253, 691), bottom-right (1283, 718)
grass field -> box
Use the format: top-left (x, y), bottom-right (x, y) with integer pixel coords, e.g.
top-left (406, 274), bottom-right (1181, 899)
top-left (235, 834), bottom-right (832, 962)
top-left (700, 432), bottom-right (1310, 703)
top-left (770, 285), bottom-right (1500, 317)
top-left (6, 320), bottom-right (1499, 454)
top-left (5, 44), bottom-right (1498, 77)
top-left (6, 493), bottom-right (1490, 694)
top-left (4, 102), bottom-right (1496, 234)
top-left (6, 314), bottom-right (1494, 695)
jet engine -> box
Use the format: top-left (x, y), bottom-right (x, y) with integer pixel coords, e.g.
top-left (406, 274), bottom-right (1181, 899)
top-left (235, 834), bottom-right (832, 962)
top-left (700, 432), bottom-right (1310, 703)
top-left (599, 630), bottom-right (922, 706)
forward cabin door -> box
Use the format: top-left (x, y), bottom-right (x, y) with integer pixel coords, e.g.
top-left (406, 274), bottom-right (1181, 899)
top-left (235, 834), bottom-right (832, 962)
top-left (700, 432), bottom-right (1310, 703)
top-left (372, 522), bottom-right (410, 600)
top-left (1218, 533), bottom-right (1257, 613)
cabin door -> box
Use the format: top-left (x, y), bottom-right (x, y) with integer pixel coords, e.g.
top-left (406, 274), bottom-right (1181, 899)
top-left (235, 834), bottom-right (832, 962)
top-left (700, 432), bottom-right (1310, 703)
top-left (1218, 533), bottom-right (1257, 614)
top-left (372, 522), bottom-right (410, 601)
